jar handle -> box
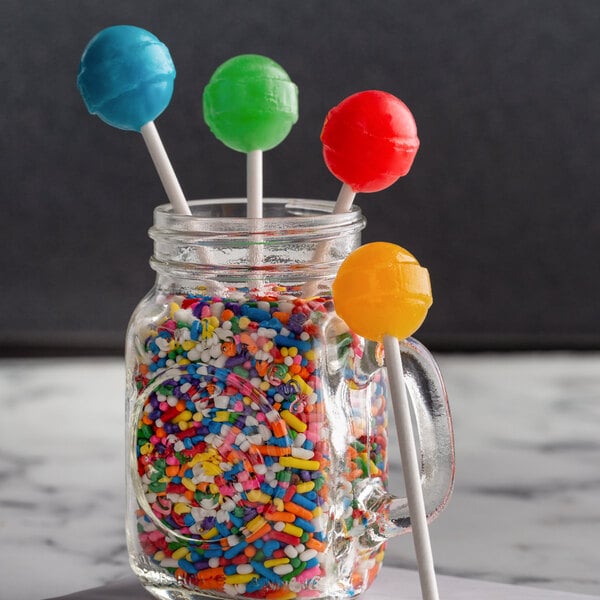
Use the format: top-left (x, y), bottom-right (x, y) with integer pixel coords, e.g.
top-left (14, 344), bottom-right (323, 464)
top-left (357, 337), bottom-right (455, 540)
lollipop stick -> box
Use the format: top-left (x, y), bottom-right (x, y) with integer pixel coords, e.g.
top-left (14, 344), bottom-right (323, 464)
top-left (333, 182), bottom-right (356, 214)
top-left (302, 183), bottom-right (356, 297)
top-left (383, 334), bottom-right (440, 600)
top-left (247, 150), bottom-right (263, 218)
top-left (140, 122), bottom-right (191, 216)
top-left (141, 122), bottom-right (216, 272)
top-left (246, 150), bottom-right (264, 281)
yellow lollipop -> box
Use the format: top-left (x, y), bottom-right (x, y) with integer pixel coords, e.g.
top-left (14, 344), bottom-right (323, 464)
top-left (332, 242), bottom-right (432, 342)
top-left (333, 241), bottom-right (440, 600)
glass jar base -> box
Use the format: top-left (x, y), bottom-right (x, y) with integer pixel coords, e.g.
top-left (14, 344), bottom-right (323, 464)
top-left (130, 554), bottom-right (382, 600)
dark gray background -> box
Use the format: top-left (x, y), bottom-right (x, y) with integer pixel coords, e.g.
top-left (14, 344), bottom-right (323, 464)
top-left (2, 1), bottom-right (599, 353)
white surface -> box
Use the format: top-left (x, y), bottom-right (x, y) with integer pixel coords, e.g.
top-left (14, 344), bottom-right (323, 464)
top-left (364, 567), bottom-right (600, 600)
top-left (48, 567), bottom-right (599, 600)
top-left (1, 354), bottom-right (600, 600)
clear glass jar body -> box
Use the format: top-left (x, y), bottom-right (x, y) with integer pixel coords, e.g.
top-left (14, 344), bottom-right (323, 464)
top-left (125, 199), bottom-right (454, 600)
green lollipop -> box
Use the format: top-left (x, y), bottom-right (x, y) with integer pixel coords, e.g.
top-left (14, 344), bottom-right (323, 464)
top-left (203, 55), bottom-right (298, 221)
top-left (203, 54), bottom-right (298, 153)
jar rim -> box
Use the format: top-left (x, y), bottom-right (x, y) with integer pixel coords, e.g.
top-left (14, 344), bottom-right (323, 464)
top-left (149, 198), bottom-right (365, 284)
top-left (152, 198), bottom-right (364, 236)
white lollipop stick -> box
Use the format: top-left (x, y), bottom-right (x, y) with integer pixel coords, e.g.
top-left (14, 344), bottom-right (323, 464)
top-left (141, 122), bottom-right (191, 216)
top-left (141, 122), bottom-right (217, 275)
top-left (383, 334), bottom-right (440, 600)
top-left (246, 150), bottom-right (264, 282)
top-left (311, 182), bottom-right (355, 263)
top-left (247, 150), bottom-right (263, 218)
top-left (303, 183), bottom-right (356, 297)
top-left (332, 182), bottom-right (356, 215)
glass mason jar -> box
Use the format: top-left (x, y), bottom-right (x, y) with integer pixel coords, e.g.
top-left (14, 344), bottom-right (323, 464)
top-left (125, 198), bottom-right (454, 600)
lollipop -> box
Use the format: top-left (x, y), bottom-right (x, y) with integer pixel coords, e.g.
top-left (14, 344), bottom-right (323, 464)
top-left (333, 242), bottom-right (432, 341)
top-left (304, 91), bottom-right (419, 296)
top-left (332, 242), bottom-right (439, 600)
top-left (77, 25), bottom-right (190, 215)
top-left (322, 90), bottom-right (420, 214)
top-left (203, 54), bottom-right (298, 219)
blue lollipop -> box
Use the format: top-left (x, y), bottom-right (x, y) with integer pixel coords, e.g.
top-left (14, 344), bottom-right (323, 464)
top-left (78, 25), bottom-right (174, 131)
top-left (78, 25), bottom-right (190, 214)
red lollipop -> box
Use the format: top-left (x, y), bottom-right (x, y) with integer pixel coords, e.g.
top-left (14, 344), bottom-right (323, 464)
top-left (307, 91), bottom-right (420, 296)
top-left (322, 90), bottom-right (420, 194)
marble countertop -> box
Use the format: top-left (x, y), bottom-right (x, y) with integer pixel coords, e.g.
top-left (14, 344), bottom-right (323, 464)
top-left (1, 353), bottom-right (599, 600)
